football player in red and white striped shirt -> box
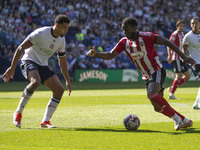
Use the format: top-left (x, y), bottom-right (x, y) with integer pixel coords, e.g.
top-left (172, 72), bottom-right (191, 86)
top-left (167, 20), bottom-right (190, 100)
top-left (87, 17), bottom-right (196, 130)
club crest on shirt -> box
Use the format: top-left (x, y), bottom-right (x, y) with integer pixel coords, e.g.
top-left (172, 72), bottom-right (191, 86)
top-left (50, 44), bottom-right (54, 49)
top-left (130, 51), bottom-right (145, 60)
top-left (139, 41), bottom-right (145, 47)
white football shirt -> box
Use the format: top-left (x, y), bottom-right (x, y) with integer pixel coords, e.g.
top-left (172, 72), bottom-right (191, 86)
top-left (21, 26), bottom-right (65, 66)
top-left (183, 30), bottom-right (200, 64)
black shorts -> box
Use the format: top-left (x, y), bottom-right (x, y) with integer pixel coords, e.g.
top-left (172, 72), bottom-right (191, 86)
top-left (145, 67), bottom-right (166, 92)
top-left (20, 60), bottom-right (55, 84)
top-left (192, 64), bottom-right (200, 79)
top-left (172, 60), bottom-right (188, 73)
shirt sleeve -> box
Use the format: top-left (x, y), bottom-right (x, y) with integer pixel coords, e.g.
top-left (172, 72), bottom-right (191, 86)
top-left (182, 35), bottom-right (189, 46)
top-left (113, 38), bottom-right (126, 54)
top-left (27, 30), bottom-right (40, 45)
top-left (142, 32), bottom-right (157, 44)
top-left (169, 32), bottom-right (179, 47)
top-left (57, 38), bottom-right (66, 56)
top-left (152, 33), bottom-right (157, 43)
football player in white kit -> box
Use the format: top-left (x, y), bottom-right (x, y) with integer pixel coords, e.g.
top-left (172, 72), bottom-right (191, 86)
top-left (183, 17), bottom-right (200, 110)
top-left (3, 14), bottom-right (71, 128)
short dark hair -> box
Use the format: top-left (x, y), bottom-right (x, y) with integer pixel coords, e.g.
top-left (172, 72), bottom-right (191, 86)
top-left (55, 14), bottom-right (70, 24)
top-left (122, 17), bottom-right (138, 29)
top-left (176, 20), bottom-right (185, 28)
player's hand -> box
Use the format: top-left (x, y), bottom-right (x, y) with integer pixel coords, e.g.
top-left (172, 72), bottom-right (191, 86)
top-left (167, 56), bottom-right (172, 64)
top-left (86, 46), bottom-right (96, 57)
top-left (183, 56), bottom-right (196, 66)
top-left (66, 81), bottom-right (71, 96)
top-left (3, 67), bottom-right (15, 82)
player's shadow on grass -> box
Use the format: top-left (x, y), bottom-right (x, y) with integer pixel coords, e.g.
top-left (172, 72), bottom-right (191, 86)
top-left (22, 127), bottom-right (199, 135)
top-left (55, 127), bottom-right (200, 134)
top-left (73, 128), bottom-right (164, 133)
top-left (55, 127), bottom-right (164, 133)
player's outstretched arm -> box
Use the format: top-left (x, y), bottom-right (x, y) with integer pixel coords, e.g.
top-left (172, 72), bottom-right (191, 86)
top-left (86, 46), bottom-right (119, 60)
top-left (155, 36), bottom-right (196, 66)
top-left (86, 46), bottom-right (96, 57)
top-left (166, 47), bottom-right (172, 64)
top-left (3, 39), bottom-right (32, 82)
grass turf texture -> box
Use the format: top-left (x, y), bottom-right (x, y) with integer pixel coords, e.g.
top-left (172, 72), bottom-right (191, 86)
top-left (0, 81), bottom-right (200, 149)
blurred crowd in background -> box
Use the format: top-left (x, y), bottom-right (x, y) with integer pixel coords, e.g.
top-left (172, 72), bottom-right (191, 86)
top-left (0, 0), bottom-right (199, 78)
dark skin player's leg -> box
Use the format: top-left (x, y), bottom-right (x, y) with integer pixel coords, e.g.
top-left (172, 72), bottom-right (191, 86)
top-left (43, 74), bottom-right (65, 100)
top-left (26, 70), bottom-right (41, 92)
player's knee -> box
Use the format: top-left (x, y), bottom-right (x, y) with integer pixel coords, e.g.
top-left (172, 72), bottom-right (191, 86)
top-left (185, 74), bottom-right (191, 81)
top-left (147, 93), bottom-right (158, 100)
top-left (30, 79), bottom-right (41, 89)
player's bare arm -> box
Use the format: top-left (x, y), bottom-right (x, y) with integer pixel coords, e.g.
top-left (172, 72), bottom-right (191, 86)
top-left (3, 39), bottom-right (32, 82)
top-left (167, 47), bottom-right (172, 64)
top-left (156, 36), bottom-right (196, 66)
top-left (87, 46), bottom-right (119, 60)
top-left (58, 56), bottom-right (71, 96)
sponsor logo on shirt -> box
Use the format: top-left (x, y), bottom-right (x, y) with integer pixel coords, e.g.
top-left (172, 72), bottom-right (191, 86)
top-left (50, 44), bottom-right (54, 49)
top-left (130, 51), bottom-right (144, 60)
top-left (139, 41), bottom-right (145, 47)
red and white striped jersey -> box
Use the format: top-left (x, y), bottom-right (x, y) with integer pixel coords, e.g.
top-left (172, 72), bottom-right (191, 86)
top-left (114, 32), bottom-right (162, 80)
top-left (169, 30), bottom-right (184, 60)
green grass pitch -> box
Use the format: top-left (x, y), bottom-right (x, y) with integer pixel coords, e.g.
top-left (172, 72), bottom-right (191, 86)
top-left (0, 81), bottom-right (200, 149)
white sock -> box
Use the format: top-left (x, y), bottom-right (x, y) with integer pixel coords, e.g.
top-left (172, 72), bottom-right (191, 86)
top-left (42, 97), bottom-right (60, 122)
top-left (16, 88), bottom-right (33, 114)
top-left (183, 117), bottom-right (190, 123)
top-left (172, 113), bottom-right (181, 122)
top-left (193, 87), bottom-right (200, 106)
